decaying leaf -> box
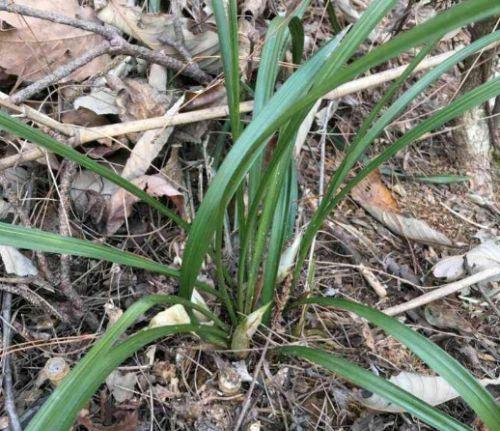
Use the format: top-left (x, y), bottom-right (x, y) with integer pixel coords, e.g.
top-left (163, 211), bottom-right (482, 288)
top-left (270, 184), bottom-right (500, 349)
top-left (424, 302), bottom-right (473, 332)
top-left (121, 97), bottom-right (183, 180)
top-left (351, 170), bottom-right (400, 213)
top-left (352, 170), bottom-right (453, 247)
top-left (433, 237), bottom-right (500, 281)
top-left (105, 370), bottom-right (137, 403)
top-left (149, 289), bottom-right (212, 328)
top-left (0, 0), bottom-right (109, 82)
top-left (114, 78), bottom-right (170, 123)
top-left (242, 0), bottom-right (267, 19)
top-left (106, 174), bottom-right (184, 234)
top-left (149, 304), bottom-right (190, 329)
top-left (277, 233), bottom-right (302, 283)
top-left (70, 170), bottom-right (116, 223)
top-left (0, 245), bottom-right (37, 276)
top-left (74, 88), bottom-right (120, 116)
top-left (96, 2), bottom-right (220, 72)
top-left (365, 205), bottom-right (454, 247)
top-left (78, 411), bottom-right (139, 431)
top-left (358, 371), bottom-right (500, 413)
top-left (231, 303), bottom-right (270, 358)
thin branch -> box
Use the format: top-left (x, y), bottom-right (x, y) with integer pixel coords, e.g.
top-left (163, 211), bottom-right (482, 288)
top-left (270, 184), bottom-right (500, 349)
top-left (57, 162), bottom-right (100, 330)
top-left (382, 267), bottom-right (500, 316)
top-left (10, 42), bottom-right (112, 104)
top-left (0, 0), bottom-right (212, 100)
top-left (2, 293), bottom-right (23, 431)
top-left (0, 1), bottom-right (118, 38)
top-left (1, 43), bottom-right (498, 170)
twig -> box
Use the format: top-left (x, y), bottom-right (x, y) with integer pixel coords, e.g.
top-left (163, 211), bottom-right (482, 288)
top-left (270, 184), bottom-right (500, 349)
top-left (1, 43), bottom-right (498, 169)
top-left (77, 42), bottom-right (499, 142)
top-left (2, 292), bottom-right (23, 431)
top-left (58, 161), bottom-right (99, 330)
top-left (0, 283), bottom-right (62, 320)
top-left (382, 267), bottom-right (500, 316)
top-left (0, 175), bottom-right (53, 280)
top-left (233, 337), bottom-right (271, 431)
top-left (10, 42), bottom-right (112, 105)
top-left (0, 0), bottom-right (211, 103)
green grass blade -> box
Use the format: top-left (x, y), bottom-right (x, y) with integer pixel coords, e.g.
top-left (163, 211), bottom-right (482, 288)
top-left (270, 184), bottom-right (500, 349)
top-left (288, 17), bottom-right (304, 64)
top-left (0, 222), bottom-right (222, 300)
top-left (181, 27), bottom-right (349, 299)
top-left (181, 0), bottom-right (499, 301)
top-left (0, 112), bottom-right (188, 230)
top-left (281, 346), bottom-right (472, 431)
top-left (26, 324), bottom-right (226, 431)
top-left (292, 297), bottom-right (500, 429)
top-left (326, 0), bottom-right (342, 34)
top-left (212, 0), bottom-right (241, 139)
top-left (292, 32), bottom-right (500, 289)
top-left (379, 168), bottom-right (470, 184)
top-left (0, 222), bottom-right (180, 277)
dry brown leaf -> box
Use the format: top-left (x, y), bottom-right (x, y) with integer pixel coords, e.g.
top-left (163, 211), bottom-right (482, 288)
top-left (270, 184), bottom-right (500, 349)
top-left (121, 97), bottom-right (183, 180)
top-left (105, 370), bottom-right (137, 403)
top-left (352, 170), bottom-right (453, 247)
top-left (0, 245), bottom-right (38, 276)
top-left (351, 170), bottom-right (400, 213)
top-left (359, 372), bottom-right (500, 413)
top-left (78, 411), bottom-right (138, 431)
top-left (106, 174), bottom-right (184, 234)
top-left (115, 78), bottom-right (169, 123)
top-left (97, 2), bottom-right (220, 72)
top-left (0, 0), bottom-right (109, 82)
top-left (70, 170), bottom-right (116, 223)
top-left (364, 205), bottom-right (454, 247)
top-left (183, 82), bottom-right (226, 111)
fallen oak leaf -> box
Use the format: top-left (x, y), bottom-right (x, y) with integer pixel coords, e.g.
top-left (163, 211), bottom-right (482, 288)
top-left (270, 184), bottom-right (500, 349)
top-left (351, 170), bottom-right (454, 247)
top-left (0, 0), bottom-right (109, 82)
top-left (106, 174), bottom-right (184, 235)
top-left (78, 411), bottom-right (138, 431)
top-left (358, 371), bottom-right (500, 413)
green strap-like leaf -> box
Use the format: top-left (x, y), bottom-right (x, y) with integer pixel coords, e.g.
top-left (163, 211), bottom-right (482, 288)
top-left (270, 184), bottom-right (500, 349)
top-left (26, 324), bottom-right (226, 431)
top-left (212, 0), bottom-right (241, 139)
top-left (0, 112), bottom-right (188, 229)
top-left (281, 346), bottom-right (472, 431)
top-left (0, 222), bottom-right (222, 300)
top-left (291, 297), bottom-right (500, 430)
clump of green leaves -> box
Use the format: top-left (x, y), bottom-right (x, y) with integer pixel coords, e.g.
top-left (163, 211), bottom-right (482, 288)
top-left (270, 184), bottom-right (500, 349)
top-left (0, 1), bottom-right (499, 430)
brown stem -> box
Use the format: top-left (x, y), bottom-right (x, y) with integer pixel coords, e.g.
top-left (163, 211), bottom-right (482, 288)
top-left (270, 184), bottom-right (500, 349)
top-left (58, 161), bottom-right (99, 330)
top-left (10, 42), bottom-right (111, 104)
top-left (2, 292), bottom-right (22, 431)
top-left (0, 0), bottom-right (211, 103)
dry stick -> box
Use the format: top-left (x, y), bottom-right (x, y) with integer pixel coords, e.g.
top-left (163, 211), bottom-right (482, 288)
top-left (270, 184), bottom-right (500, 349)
top-left (58, 161), bottom-right (99, 330)
top-left (77, 42), bottom-right (499, 143)
top-left (0, 176), bottom-right (53, 280)
top-left (233, 337), bottom-right (271, 431)
top-left (1, 42), bottom-right (498, 170)
top-left (0, 1), bottom-right (211, 94)
top-left (382, 267), bottom-right (500, 316)
top-left (0, 284), bottom-right (62, 320)
top-left (10, 42), bottom-right (112, 105)
top-left (1, 293), bottom-right (23, 431)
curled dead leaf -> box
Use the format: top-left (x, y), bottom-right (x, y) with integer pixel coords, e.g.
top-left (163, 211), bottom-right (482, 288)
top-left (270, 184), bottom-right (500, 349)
top-left (97, 2), bottom-right (220, 72)
top-left (352, 170), bottom-right (453, 247)
top-left (358, 371), bottom-right (500, 413)
top-left (106, 174), bottom-right (184, 235)
top-left (0, 245), bottom-right (38, 276)
top-left (0, 0), bottom-right (109, 82)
